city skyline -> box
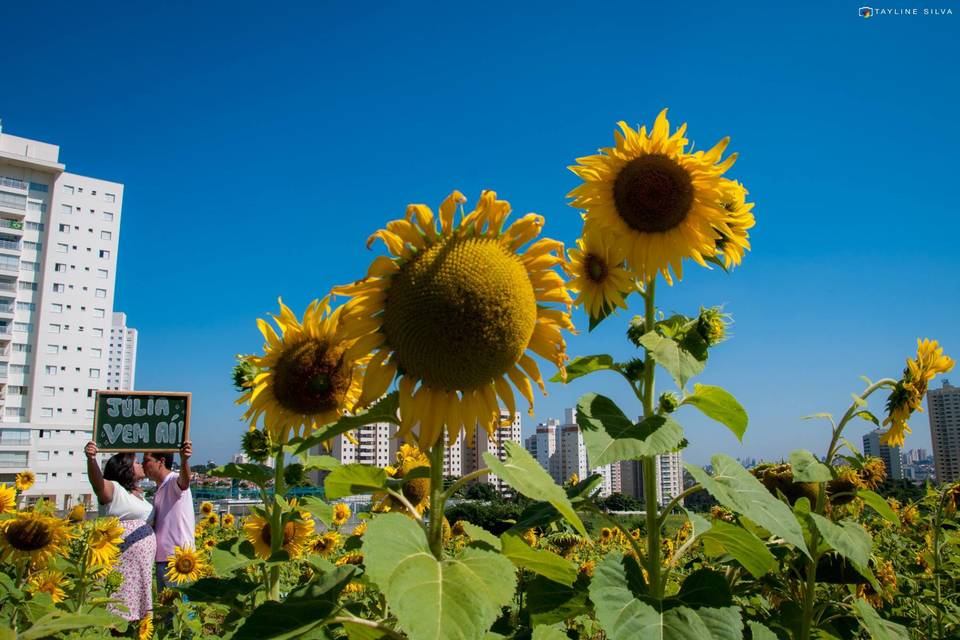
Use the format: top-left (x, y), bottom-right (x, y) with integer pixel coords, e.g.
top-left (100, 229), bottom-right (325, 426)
top-left (2, 3), bottom-right (956, 468)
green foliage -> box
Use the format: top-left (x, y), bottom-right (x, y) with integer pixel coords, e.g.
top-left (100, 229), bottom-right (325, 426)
top-left (700, 519), bottom-right (776, 578)
top-left (500, 533), bottom-right (577, 586)
top-left (636, 331), bottom-right (706, 390)
top-left (548, 354), bottom-right (615, 383)
top-left (208, 462), bottom-right (274, 487)
top-left (446, 500), bottom-right (529, 535)
top-left (324, 464), bottom-right (388, 499)
top-left (577, 393), bottom-right (684, 466)
top-left (681, 384), bottom-right (748, 442)
top-left (789, 450), bottom-right (832, 483)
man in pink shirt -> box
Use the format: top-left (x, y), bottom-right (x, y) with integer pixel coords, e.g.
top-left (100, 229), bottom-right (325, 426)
top-left (144, 441), bottom-right (194, 591)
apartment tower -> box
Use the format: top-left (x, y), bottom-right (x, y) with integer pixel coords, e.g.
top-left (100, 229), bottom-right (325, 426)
top-left (106, 311), bottom-right (137, 390)
top-left (929, 380), bottom-right (960, 483)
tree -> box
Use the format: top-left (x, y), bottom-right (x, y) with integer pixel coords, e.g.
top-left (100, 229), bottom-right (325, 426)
top-left (463, 482), bottom-right (499, 502)
top-left (597, 492), bottom-right (643, 511)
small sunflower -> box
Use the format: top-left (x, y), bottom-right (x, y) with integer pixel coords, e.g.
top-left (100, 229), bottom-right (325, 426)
top-left (206, 514), bottom-right (219, 527)
top-left (714, 180), bottom-right (755, 269)
top-left (567, 225), bottom-right (633, 321)
top-left (883, 339), bottom-right (955, 446)
top-left (138, 614), bottom-right (154, 640)
top-left (0, 484), bottom-right (15, 515)
top-left (66, 504), bottom-right (86, 523)
top-left (521, 528), bottom-right (538, 548)
top-left (221, 513), bottom-right (235, 528)
top-left (166, 546), bottom-right (207, 585)
top-left (374, 444), bottom-right (431, 515)
top-left (336, 551), bottom-right (364, 566)
top-left (311, 531), bottom-right (340, 558)
top-left (15, 470), bottom-right (35, 492)
top-left (334, 190), bottom-right (573, 449)
top-left (28, 569), bottom-right (71, 603)
top-left (204, 539), bottom-right (216, 550)
top-left (199, 501), bottom-right (214, 516)
top-left (237, 298), bottom-right (367, 443)
top-left (332, 503), bottom-right (351, 527)
top-left (243, 512), bottom-right (315, 560)
top-left (88, 517), bottom-right (124, 567)
top-left (569, 109), bottom-right (752, 284)
top-left (859, 458), bottom-right (887, 490)
top-left (0, 511), bottom-right (70, 567)
top-left (598, 527), bottom-right (614, 544)
top-left (351, 521), bottom-right (367, 537)
top-left (342, 580), bottom-right (366, 595)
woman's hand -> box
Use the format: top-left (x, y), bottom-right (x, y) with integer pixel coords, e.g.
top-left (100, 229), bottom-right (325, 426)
top-left (84, 441), bottom-right (99, 460)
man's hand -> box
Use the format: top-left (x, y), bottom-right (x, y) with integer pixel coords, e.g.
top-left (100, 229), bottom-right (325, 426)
top-left (180, 440), bottom-right (192, 461)
top-left (84, 442), bottom-right (99, 460)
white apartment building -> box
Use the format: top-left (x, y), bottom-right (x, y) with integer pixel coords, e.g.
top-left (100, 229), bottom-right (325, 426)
top-left (107, 311), bottom-right (137, 390)
top-left (862, 428), bottom-right (904, 480)
top-left (524, 408), bottom-right (619, 496)
top-left (0, 127), bottom-right (123, 511)
top-left (328, 422), bottom-right (399, 468)
top-left (620, 452), bottom-right (684, 506)
top-left (929, 380), bottom-right (960, 483)
top-left (525, 418), bottom-right (559, 479)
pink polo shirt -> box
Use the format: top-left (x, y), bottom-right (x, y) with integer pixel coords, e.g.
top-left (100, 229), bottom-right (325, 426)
top-left (153, 473), bottom-right (196, 562)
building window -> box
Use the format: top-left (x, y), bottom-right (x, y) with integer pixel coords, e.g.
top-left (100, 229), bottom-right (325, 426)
top-left (58, 224), bottom-right (70, 233)
top-left (102, 212), bottom-right (114, 222)
top-left (93, 308), bottom-right (105, 318)
top-left (48, 324), bottom-right (61, 334)
top-left (96, 269), bottom-right (108, 279)
top-left (17, 282), bottom-right (36, 292)
top-left (98, 250), bottom-right (110, 259)
top-left (89, 368), bottom-right (100, 379)
top-left (94, 288), bottom-right (106, 298)
top-left (40, 408), bottom-right (53, 417)
top-left (50, 304), bottom-right (62, 313)
top-left (55, 263), bottom-right (66, 272)
top-left (10, 364), bottom-right (30, 374)
top-left (53, 283), bottom-right (64, 292)
top-left (16, 302), bottom-right (35, 312)
top-left (13, 323), bottom-right (32, 333)
top-left (100, 230), bottom-right (112, 240)
top-left (21, 261), bottom-right (39, 272)
top-left (13, 344), bottom-right (31, 353)
top-left (42, 386), bottom-right (55, 397)
top-left (5, 408), bottom-right (26, 418)
top-left (25, 222), bottom-right (44, 231)
top-left (22, 241), bottom-right (41, 251)
top-left (62, 185), bottom-right (74, 195)
top-left (0, 192), bottom-right (27, 210)
top-left (46, 344), bottom-right (59, 354)
top-left (36, 451), bottom-right (50, 461)
top-left (61, 204), bottom-right (72, 215)
top-left (91, 348), bottom-right (102, 358)
top-left (29, 182), bottom-right (48, 193)
top-left (93, 328), bottom-right (103, 337)
top-left (104, 193), bottom-right (115, 203)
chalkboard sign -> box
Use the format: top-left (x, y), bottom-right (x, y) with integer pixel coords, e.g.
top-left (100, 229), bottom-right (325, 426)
top-left (93, 391), bottom-right (191, 452)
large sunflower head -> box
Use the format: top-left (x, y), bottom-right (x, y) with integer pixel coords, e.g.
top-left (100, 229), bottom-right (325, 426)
top-left (882, 338), bottom-right (955, 447)
top-left (66, 504), bottom-right (86, 523)
top-left (334, 190), bottom-right (573, 449)
top-left (0, 484), bottom-right (15, 515)
top-left (138, 614), bottom-right (154, 640)
top-left (165, 545), bottom-right (207, 585)
top-left (569, 109), bottom-right (754, 284)
top-left (28, 569), bottom-right (71, 603)
top-left (15, 470), bottom-right (35, 492)
top-left (0, 511), bottom-right (70, 567)
top-left (242, 511), bottom-right (315, 560)
top-left (374, 444), bottom-right (432, 516)
top-left (238, 297), bottom-right (367, 443)
top-left (87, 517), bottom-right (124, 568)
top-left (567, 223), bottom-right (633, 322)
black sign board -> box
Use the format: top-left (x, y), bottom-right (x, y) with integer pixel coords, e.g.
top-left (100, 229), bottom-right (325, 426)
top-left (93, 391), bottom-right (191, 452)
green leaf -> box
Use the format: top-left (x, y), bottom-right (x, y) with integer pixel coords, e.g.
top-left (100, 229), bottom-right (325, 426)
top-left (526, 574), bottom-right (590, 626)
top-left (637, 331), bottom-right (705, 390)
top-left (301, 455), bottom-right (342, 472)
top-left (851, 599), bottom-right (909, 639)
top-left (808, 514), bottom-right (871, 568)
top-left (509, 476), bottom-right (602, 533)
top-left (19, 611), bottom-right (127, 640)
top-left (858, 490), bottom-right (898, 524)
top-left (700, 519), bottom-right (776, 579)
top-left (208, 462), bottom-right (274, 487)
top-left (747, 621), bottom-right (778, 640)
top-left (801, 412), bottom-right (834, 423)
top-left (677, 568), bottom-right (732, 608)
top-left (577, 393), bottom-right (684, 466)
top-left (483, 441), bottom-right (586, 535)
top-left (298, 496), bottom-right (334, 527)
top-left (500, 533), bottom-right (577, 586)
top-left (179, 576), bottom-right (259, 603)
top-left (683, 509), bottom-right (712, 544)
top-left (789, 450), bottom-right (832, 483)
top-left (685, 455), bottom-right (809, 557)
top-left (462, 522), bottom-right (501, 550)
top-left (531, 626), bottom-right (568, 640)
top-left (681, 384), bottom-right (748, 442)
top-left (292, 392), bottom-right (399, 455)
top-left (854, 410), bottom-right (880, 427)
top-left (210, 539), bottom-right (255, 575)
top-left (324, 464), bottom-right (388, 499)
top-left (364, 513), bottom-right (517, 640)
top-left (851, 393), bottom-right (868, 407)
top-left (231, 566), bottom-right (355, 639)
top-left (549, 354), bottom-right (614, 383)
top-left (342, 621), bottom-right (388, 640)
top-left (590, 554), bottom-right (742, 639)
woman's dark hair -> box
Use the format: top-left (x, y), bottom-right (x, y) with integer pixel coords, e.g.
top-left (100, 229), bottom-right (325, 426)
top-left (103, 452), bottom-right (138, 492)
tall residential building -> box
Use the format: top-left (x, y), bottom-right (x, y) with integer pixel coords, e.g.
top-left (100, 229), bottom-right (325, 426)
top-left (0, 127), bottom-right (123, 511)
top-left (862, 428), bottom-right (904, 480)
top-left (329, 422), bottom-right (398, 468)
top-left (523, 408), bottom-right (618, 496)
top-left (525, 418), bottom-right (559, 479)
top-left (107, 312), bottom-right (137, 390)
top-left (929, 380), bottom-right (960, 483)
top-left (462, 410), bottom-right (522, 496)
top-left (619, 420), bottom-right (684, 506)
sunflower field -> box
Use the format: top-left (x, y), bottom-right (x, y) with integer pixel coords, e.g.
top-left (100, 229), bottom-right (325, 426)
top-left (2, 110), bottom-right (959, 639)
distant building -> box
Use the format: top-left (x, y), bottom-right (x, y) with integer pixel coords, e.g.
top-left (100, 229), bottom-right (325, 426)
top-left (862, 428), bottom-right (904, 480)
top-left (107, 312), bottom-right (137, 390)
top-left (462, 410), bottom-right (522, 496)
top-left (929, 380), bottom-right (960, 483)
top-left (620, 452), bottom-right (684, 506)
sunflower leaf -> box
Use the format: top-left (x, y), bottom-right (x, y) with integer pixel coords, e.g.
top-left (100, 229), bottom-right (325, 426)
top-left (577, 393), bottom-right (684, 466)
top-left (291, 392), bottom-right (400, 456)
top-left (549, 354), bottom-right (615, 383)
top-left (208, 462), bottom-right (274, 488)
top-left (298, 496), bottom-right (334, 527)
top-left (680, 384), bottom-right (748, 442)
top-left (483, 442), bottom-right (587, 535)
top-left (699, 520), bottom-right (775, 579)
top-left (500, 533), bottom-right (577, 586)
top-left (851, 599), bottom-right (909, 640)
top-left (789, 450), bottom-right (832, 483)
top-left (808, 514), bottom-right (871, 568)
top-left (857, 489), bottom-right (898, 524)
top-left (637, 332), bottom-right (705, 390)
top-left (526, 573), bottom-right (591, 626)
top-left (324, 464), bottom-right (388, 499)
top-left (18, 611), bottom-right (128, 640)
top-left (364, 513), bottom-right (516, 640)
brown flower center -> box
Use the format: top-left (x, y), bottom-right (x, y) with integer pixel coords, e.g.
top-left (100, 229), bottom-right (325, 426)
top-left (7, 518), bottom-right (53, 551)
top-left (613, 153), bottom-right (694, 233)
top-left (176, 556), bottom-right (195, 574)
top-left (272, 340), bottom-right (352, 414)
top-left (584, 253), bottom-right (608, 284)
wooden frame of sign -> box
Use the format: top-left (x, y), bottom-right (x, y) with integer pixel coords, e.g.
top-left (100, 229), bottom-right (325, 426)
top-left (93, 390), bottom-right (192, 452)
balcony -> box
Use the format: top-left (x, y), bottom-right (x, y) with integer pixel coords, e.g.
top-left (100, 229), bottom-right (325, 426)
top-left (0, 178), bottom-right (29, 193)
top-left (0, 220), bottom-right (23, 235)
top-left (0, 240), bottom-right (20, 254)
top-left (0, 264), bottom-right (18, 274)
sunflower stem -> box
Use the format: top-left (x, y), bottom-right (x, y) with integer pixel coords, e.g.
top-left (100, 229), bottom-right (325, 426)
top-left (641, 277), bottom-right (663, 599)
top-left (427, 442), bottom-right (446, 560)
top-left (267, 448), bottom-right (286, 601)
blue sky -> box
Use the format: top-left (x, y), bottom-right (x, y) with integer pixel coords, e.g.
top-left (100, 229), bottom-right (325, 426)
top-left (4, 2), bottom-right (957, 465)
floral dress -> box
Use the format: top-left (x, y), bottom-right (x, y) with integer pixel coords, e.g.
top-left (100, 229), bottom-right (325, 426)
top-left (98, 481), bottom-right (155, 621)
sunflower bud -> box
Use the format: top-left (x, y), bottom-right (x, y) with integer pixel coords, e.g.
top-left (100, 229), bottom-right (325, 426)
top-left (283, 463), bottom-right (308, 487)
top-left (241, 429), bottom-right (271, 463)
top-left (659, 392), bottom-right (680, 414)
top-left (626, 316), bottom-right (647, 348)
top-left (622, 358), bottom-right (645, 382)
top-left (697, 307), bottom-right (730, 346)
top-left (232, 356), bottom-right (260, 393)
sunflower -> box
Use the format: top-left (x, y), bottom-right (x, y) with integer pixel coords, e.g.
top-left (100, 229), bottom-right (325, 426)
top-left (15, 470), bottom-right (35, 492)
top-left (204, 539), bottom-right (216, 549)
top-left (859, 458), bottom-right (887, 490)
top-left (199, 501), bottom-right (214, 516)
top-left (715, 180), bottom-right (756, 269)
top-left (166, 546), bottom-right (207, 585)
top-left (138, 614), bottom-right (154, 640)
top-left (0, 511), bottom-right (70, 567)
top-left (237, 298), bottom-right (367, 443)
top-left (0, 484), bottom-right (15, 515)
top-left (332, 503), bottom-right (351, 527)
top-left (243, 512), bottom-right (315, 560)
top-left (311, 531), bottom-right (340, 558)
top-left (598, 527), bottom-right (614, 544)
top-left (567, 224), bottom-right (633, 321)
top-left (569, 109), bottom-right (752, 285)
top-left (374, 444), bottom-right (431, 515)
top-left (28, 569), bottom-right (71, 603)
top-left (334, 190), bottom-right (572, 449)
top-left (206, 514), bottom-right (219, 527)
top-left (342, 581), bottom-right (366, 595)
top-left (66, 504), bottom-right (86, 523)
top-left (336, 551), bottom-right (364, 566)
top-left (882, 339), bottom-right (955, 446)
top-left (351, 521), bottom-right (367, 537)
top-left (87, 517), bottom-right (124, 567)
top-left (221, 513), bottom-right (235, 528)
